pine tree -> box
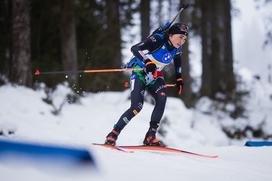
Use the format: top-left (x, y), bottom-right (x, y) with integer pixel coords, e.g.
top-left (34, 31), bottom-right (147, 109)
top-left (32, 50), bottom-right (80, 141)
top-left (60, 0), bottom-right (78, 83)
top-left (200, 0), bottom-right (235, 99)
top-left (140, 0), bottom-right (150, 40)
top-left (10, 0), bottom-right (32, 86)
top-left (179, 0), bottom-right (193, 107)
top-left (0, 0), bottom-right (11, 81)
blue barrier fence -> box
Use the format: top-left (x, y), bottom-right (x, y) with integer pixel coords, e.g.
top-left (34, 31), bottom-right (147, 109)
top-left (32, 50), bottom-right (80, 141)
top-left (245, 141), bottom-right (272, 147)
top-left (0, 139), bottom-right (96, 168)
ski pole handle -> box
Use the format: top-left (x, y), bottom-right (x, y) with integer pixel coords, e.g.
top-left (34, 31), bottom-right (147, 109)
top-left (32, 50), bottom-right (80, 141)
top-left (165, 84), bottom-right (176, 88)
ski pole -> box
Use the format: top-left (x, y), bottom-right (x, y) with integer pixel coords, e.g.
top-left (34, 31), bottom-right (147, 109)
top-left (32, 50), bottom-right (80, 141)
top-left (169, 3), bottom-right (190, 27)
top-left (34, 67), bottom-right (144, 76)
top-left (150, 3), bottom-right (189, 37)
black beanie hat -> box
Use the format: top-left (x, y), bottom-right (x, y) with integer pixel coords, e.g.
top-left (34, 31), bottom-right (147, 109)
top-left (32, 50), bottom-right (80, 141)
top-left (168, 23), bottom-right (189, 36)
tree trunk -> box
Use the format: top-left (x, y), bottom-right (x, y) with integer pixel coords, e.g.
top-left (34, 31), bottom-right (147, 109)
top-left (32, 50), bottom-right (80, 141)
top-left (100, 0), bottom-right (125, 91)
top-left (105, 0), bottom-right (122, 67)
top-left (10, 0), bottom-right (32, 86)
top-left (223, 0), bottom-right (235, 93)
top-left (140, 0), bottom-right (150, 40)
top-left (200, 0), bottom-right (213, 97)
top-left (210, 0), bottom-right (222, 96)
top-left (179, 0), bottom-right (193, 107)
top-left (60, 0), bottom-right (78, 82)
top-left (157, 0), bottom-right (163, 26)
top-left (200, 0), bottom-right (235, 98)
top-left (210, 0), bottom-right (235, 97)
top-left (0, 0), bottom-right (12, 79)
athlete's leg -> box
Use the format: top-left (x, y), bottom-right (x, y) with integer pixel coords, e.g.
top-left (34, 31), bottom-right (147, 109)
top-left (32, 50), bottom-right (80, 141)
top-left (142, 77), bottom-right (167, 146)
top-left (113, 74), bottom-right (145, 133)
top-left (147, 77), bottom-right (167, 130)
top-left (105, 74), bottom-right (146, 145)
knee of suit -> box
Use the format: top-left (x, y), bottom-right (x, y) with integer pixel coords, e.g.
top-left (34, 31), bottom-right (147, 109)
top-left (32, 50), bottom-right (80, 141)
top-left (130, 102), bottom-right (143, 115)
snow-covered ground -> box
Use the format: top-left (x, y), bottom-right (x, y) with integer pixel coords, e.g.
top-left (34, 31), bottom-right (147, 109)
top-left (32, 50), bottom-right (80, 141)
top-left (1, 0), bottom-right (272, 180)
top-left (1, 142), bottom-right (272, 181)
top-left (0, 82), bottom-right (272, 181)
top-left (0, 83), bottom-right (229, 147)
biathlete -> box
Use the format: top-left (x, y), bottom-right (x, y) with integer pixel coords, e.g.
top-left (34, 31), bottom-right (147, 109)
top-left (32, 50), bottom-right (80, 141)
top-left (105, 22), bottom-right (189, 146)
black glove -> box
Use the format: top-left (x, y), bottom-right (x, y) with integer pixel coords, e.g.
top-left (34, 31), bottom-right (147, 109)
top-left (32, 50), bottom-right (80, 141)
top-left (145, 59), bottom-right (157, 78)
top-left (176, 76), bottom-right (184, 95)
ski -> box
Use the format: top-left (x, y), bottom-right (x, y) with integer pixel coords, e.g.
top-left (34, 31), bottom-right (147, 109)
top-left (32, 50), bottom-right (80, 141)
top-left (92, 143), bottom-right (133, 153)
top-left (93, 143), bottom-right (218, 158)
top-left (118, 145), bottom-right (219, 159)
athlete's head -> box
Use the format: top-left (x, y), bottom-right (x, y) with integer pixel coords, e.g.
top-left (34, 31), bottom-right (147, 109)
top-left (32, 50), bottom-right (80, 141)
top-left (168, 23), bottom-right (189, 48)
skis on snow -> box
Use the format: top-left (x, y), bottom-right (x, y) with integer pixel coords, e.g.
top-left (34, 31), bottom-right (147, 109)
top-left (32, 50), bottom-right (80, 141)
top-left (92, 143), bottom-right (219, 158)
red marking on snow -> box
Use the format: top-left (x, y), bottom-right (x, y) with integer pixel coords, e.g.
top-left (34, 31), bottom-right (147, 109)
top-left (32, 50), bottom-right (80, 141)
top-left (124, 81), bottom-right (129, 88)
top-left (34, 69), bottom-right (40, 75)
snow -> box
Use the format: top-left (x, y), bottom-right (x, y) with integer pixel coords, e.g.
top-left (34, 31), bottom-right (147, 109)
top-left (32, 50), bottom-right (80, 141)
top-left (1, 0), bottom-right (272, 180)
top-left (0, 82), bottom-right (272, 181)
top-left (0, 83), bottom-right (231, 146)
top-left (232, 0), bottom-right (272, 81)
top-left (91, 146), bottom-right (272, 181)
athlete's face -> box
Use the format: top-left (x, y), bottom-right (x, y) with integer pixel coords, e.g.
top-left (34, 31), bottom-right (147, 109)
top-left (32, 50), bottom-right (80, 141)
top-left (169, 34), bottom-right (187, 48)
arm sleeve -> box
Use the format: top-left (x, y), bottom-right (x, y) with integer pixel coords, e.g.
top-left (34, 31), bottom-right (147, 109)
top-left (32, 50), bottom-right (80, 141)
top-left (131, 34), bottom-right (164, 63)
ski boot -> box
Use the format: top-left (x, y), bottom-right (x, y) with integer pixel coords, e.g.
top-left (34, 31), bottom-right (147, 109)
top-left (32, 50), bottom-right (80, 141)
top-left (143, 128), bottom-right (165, 147)
top-left (105, 129), bottom-right (119, 146)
